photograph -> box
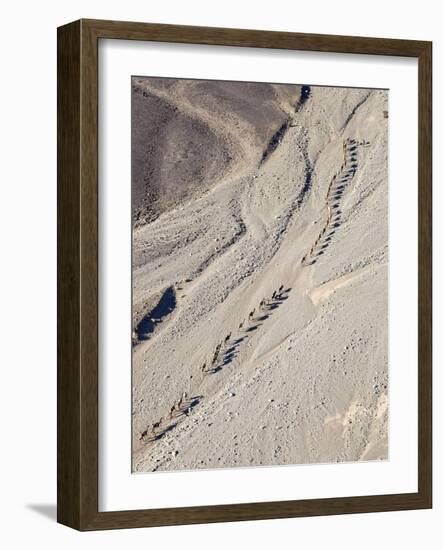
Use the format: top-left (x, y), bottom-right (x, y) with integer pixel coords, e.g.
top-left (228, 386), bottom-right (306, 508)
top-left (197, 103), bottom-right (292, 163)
top-left (131, 77), bottom-right (389, 473)
top-left (0, 0), bottom-right (435, 539)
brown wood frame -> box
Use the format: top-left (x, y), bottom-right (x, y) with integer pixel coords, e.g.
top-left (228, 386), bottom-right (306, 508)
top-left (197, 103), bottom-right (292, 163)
top-left (57, 18), bottom-right (432, 531)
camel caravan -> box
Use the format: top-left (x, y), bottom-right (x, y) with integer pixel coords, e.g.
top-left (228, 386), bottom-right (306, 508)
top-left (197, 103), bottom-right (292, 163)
top-left (139, 390), bottom-right (196, 443)
top-left (200, 283), bottom-right (289, 376)
top-left (138, 282), bottom-right (291, 444)
top-left (301, 137), bottom-right (365, 267)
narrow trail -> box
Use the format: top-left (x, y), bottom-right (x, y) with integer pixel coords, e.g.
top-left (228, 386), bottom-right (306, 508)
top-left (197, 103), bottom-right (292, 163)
top-left (340, 91), bottom-right (371, 134)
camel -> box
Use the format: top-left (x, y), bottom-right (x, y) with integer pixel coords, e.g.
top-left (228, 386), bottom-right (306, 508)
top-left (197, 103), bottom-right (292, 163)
top-left (150, 418), bottom-right (163, 438)
top-left (212, 344), bottom-right (221, 364)
top-left (177, 395), bottom-right (183, 408)
top-left (139, 427), bottom-right (151, 440)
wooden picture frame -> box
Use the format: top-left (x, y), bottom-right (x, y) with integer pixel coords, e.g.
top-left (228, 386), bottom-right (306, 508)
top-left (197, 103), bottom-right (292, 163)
top-left (57, 19), bottom-right (432, 530)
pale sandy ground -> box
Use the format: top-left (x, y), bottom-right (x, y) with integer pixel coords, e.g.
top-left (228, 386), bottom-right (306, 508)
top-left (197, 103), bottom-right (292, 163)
top-left (131, 80), bottom-right (388, 472)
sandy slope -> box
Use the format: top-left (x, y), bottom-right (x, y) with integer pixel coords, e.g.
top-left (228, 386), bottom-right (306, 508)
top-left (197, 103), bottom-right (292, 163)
top-left (131, 80), bottom-right (388, 472)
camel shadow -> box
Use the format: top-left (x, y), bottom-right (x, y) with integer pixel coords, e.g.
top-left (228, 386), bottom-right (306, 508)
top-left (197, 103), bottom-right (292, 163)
top-left (212, 289), bottom-right (291, 371)
top-left (303, 140), bottom-right (361, 266)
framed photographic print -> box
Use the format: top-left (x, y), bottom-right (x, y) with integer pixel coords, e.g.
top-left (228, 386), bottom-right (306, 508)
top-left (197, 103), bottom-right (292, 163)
top-left (57, 19), bottom-right (432, 530)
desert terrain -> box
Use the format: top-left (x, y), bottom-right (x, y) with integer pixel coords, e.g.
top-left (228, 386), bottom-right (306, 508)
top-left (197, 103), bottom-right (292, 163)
top-left (131, 77), bottom-right (388, 472)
